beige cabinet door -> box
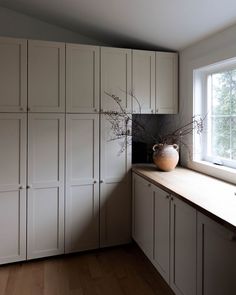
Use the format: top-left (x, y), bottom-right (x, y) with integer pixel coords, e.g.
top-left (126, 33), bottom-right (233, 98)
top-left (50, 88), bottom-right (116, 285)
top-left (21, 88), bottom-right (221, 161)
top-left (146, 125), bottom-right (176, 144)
top-left (65, 114), bottom-right (99, 253)
top-left (152, 185), bottom-right (170, 283)
top-left (132, 50), bottom-right (155, 114)
top-left (0, 114), bottom-right (26, 264)
top-left (66, 44), bottom-right (99, 113)
top-left (100, 115), bottom-right (131, 247)
top-left (27, 114), bottom-right (65, 259)
top-left (28, 40), bottom-right (65, 112)
top-left (101, 47), bottom-right (131, 112)
top-left (156, 52), bottom-right (178, 114)
top-left (170, 196), bottom-right (197, 295)
top-left (197, 213), bottom-right (236, 295)
top-left (0, 37), bottom-right (27, 112)
top-left (132, 173), bottom-right (153, 261)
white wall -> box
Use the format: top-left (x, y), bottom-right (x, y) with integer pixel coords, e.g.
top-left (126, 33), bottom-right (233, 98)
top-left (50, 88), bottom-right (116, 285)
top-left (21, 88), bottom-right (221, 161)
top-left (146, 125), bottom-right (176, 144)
top-left (0, 7), bottom-right (103, 45)
top-left (178, 23), bottom-right (236, 183)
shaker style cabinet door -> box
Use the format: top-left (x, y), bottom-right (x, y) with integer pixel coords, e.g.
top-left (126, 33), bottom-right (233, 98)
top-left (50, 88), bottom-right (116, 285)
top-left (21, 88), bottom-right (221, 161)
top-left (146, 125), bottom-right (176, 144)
top-left (0, 37), bottom-right (27, 112)
top-left (27, 114), bottom-right (65, 259)
top-left (170, 196), bottom-right (197, 295)
top-left (100, 47), bottom-right (131, 112)
top-left (197, 213), bottom-right (236, 295)
top-left (132, 173), bottom-right (153, 261)
top-left (0, 114), bottom-right (27, 264)
top-left (152, 185), bottom-right (170, 283)
top-left (156, 52), bottom-right (178, 114)
top-left (100, 115), bottom-right (132, 247)
top-left (132, 50), bottom-right (155, 114)
top-left (65, 114), bottom-right (99, 253)
top-left (28, 40), bottom-right (65, 112)
top-left (66, 44), bottom-right (99, 113)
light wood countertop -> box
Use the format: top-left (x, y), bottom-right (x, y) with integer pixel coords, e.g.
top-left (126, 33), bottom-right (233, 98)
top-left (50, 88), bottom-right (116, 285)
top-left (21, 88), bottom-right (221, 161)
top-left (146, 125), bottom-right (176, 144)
top-left (132, 164), bottom-right (236, 232)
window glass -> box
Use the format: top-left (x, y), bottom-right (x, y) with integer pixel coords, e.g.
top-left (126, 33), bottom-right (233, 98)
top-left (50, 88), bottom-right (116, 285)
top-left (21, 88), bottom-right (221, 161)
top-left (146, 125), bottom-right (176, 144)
top-left (194, 63), bottom-right (236, 169)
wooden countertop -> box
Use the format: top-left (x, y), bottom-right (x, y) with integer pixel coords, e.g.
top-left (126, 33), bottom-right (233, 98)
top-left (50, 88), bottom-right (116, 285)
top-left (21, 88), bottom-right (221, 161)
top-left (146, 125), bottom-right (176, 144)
top-left (132, 164), bottom-right (236, 232)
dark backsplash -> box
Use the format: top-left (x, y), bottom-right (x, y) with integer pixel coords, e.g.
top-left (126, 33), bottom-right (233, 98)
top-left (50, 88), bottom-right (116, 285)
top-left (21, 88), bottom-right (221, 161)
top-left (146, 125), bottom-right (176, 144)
top-left (132, 114), bottom-right (179, 163)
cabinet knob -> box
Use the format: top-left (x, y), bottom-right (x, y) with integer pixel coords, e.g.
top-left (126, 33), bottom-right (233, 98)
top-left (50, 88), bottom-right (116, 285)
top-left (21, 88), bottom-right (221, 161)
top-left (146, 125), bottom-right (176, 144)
top-left (26, 185), bottom-right (32, 189)
top-left (19, 107), bottom-right (24, 111)
top-left (19, 185), bottom-right (23, 190)
top-left (94, 109), bottom-right (97, 113)
top-left (100, 180), bottom-right (104, 184)
top-left (94, 180), bottom-right (97, 184)
top-left (171, 196), bottom-right (174, 201)
top-left (100, 109), bottom-right (103, 113)
top-left (27, 107), bottom-right (31, 112)
top-left (148, 183), bottom-right (151, 187)
top-left (166, 195), bottom-right (170, 199)
top-left (156, 109), bottom-right (159, 113)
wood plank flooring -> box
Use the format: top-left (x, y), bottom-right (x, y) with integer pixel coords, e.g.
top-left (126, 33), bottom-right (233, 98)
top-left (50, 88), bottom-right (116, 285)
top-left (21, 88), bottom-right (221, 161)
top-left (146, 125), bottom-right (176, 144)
top-left (0, 243), bottom-right (174, 295)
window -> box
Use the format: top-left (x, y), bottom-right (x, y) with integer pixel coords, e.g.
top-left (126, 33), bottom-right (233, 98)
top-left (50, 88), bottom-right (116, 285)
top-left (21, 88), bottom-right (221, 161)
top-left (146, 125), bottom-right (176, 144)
top-left (194, 58), bottom-right (236, 169)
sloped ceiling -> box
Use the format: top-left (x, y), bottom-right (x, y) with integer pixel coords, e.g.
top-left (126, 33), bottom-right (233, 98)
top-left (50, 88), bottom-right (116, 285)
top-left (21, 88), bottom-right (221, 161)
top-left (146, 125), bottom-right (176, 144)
top-left (1, 0), bottom-right (236, 50)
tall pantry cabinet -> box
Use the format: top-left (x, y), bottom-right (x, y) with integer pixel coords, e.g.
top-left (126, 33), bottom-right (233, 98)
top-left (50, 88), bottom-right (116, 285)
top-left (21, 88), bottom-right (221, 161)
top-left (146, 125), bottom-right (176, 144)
top-left (65, 114), bottom-right (100, 253)
top-left (27, 41), bottom-right (66, 259)
top-left (0, 114), bottom-right (27, 264)
top-left (0, 36), bottom-right (178, 264)
top-left (0, 38), bottom-right (27, 264)
top-left (0, 37), bottom-right (66, 262)
top-left (65, 45), bottom-right (131, 251)
top-left (65, 44), bottom-right (100, 252)
top-left (27, 114), bottom-right (65, 259)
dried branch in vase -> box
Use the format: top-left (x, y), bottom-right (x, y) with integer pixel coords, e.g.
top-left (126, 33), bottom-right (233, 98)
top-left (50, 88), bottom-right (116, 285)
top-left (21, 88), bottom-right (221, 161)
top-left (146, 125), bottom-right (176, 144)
top-left (103, 91), bottom-right (205, 155)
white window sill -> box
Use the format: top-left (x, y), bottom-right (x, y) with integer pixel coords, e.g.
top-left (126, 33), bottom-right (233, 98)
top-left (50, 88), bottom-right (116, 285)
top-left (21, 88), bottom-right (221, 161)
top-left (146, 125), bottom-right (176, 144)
top-left (186, 159), bottom-right (236, 185)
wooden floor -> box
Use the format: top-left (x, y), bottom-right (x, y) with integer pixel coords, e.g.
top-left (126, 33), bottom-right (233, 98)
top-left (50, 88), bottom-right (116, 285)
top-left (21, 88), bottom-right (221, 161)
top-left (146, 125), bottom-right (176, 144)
top-left (0, 243), bottom-right (174, 295)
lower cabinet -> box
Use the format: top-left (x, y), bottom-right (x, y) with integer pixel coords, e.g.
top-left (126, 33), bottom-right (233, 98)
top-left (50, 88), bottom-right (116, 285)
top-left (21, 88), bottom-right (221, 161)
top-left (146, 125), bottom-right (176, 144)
top-left (152, 185), bottom-right (170, 283)
top-left (132, 173), bottom-right (197, 295)
top-left (132, 172), bottom-right (236, 295)
top-left (132, 174), bottom-right (153, 260)
top-left (197, 213), bottom-right (236, 295)
top-left (170, 196), bottom-right (197, 295)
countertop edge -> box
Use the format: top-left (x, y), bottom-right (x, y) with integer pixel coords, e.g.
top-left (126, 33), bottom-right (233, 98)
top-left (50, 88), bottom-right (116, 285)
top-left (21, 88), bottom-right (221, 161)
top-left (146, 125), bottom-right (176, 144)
top-left (132, 165), bottom-right (236, 233)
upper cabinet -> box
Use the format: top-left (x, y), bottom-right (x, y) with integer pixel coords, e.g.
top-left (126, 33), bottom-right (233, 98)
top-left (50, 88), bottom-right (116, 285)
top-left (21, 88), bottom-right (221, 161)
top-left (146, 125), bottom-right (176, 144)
top-left (0, 37), bottom-right (27, 112)
top-left (28, 40), bottom-right (65, 112)
top-left (101, 47), bottom-right (132, 112)
top-left (156, 52), bottom-right (178, 114)
top-left (132, 50), bottom-right (155, 114)
top-left (0, 36), bottom-right (178, 115)
top-left (131, 50), bottom-right (178, 114)
top-left (66, 44), bottom-right (99, 113)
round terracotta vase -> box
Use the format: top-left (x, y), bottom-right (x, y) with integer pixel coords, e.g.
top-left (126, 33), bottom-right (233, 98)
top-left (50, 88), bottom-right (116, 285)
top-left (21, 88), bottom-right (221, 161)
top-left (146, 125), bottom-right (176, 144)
top-left (152, 143), bottom-right (179, 172)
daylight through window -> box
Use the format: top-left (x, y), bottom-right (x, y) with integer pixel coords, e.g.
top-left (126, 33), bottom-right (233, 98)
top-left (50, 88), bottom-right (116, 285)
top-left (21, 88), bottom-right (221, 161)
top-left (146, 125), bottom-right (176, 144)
top-left (194, 60), bottom-right (236, 169)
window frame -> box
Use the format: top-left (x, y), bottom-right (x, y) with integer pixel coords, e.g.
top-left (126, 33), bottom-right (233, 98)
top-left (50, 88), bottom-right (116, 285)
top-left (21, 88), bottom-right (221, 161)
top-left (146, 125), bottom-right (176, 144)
top-left (193, 58), bottom-right (236, 170)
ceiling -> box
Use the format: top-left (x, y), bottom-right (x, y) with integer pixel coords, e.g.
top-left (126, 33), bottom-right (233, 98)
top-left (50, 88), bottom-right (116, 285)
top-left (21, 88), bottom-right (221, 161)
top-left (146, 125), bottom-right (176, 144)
top-left (1, 0), bottom-right (236, 50)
